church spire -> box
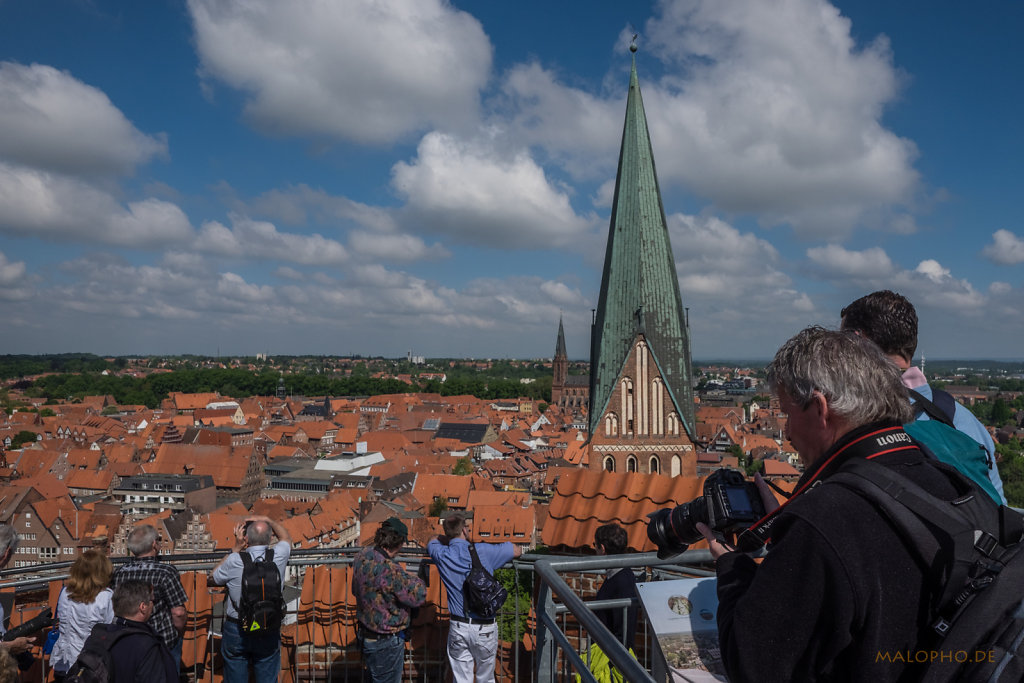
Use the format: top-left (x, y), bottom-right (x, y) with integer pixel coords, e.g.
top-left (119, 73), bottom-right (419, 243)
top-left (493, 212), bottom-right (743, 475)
top-left (589, 47), bottom-right (696, 441)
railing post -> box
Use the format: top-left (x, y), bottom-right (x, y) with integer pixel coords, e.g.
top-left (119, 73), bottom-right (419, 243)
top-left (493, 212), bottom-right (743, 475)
top-left (533, 569), bottom-right (557, 683)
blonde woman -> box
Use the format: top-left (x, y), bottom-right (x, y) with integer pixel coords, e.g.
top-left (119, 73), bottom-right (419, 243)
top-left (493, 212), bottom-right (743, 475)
top-left (50, 550), bottom-right (115, 678)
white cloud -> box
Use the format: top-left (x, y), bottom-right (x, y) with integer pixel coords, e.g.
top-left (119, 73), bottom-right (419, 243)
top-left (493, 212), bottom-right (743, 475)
top-left (500, 62), bottom-right (623, 178)
top-left (274, 266), bottom-right (305, 281)
top-left (642, 0), bottom-right (919, 237)
top-left (392, 132), bottom-right (597, 248)
top-left (0, 163), bottom-right (194, 247)
top-left (662, 213), bottom-right (820, 353)
top-left (348, 231), bottom-right (449, 263)
top-left (196, 214), bottom-right (348, 266)
top-left (0, 62), bottom-right (167, 176)
top-left (496, 0), bottom-right (920, 239)
top-left (806, 244), bottom-right (895, 278)
top-left (914, 259), bottom-right (950, 282)
top-left (539, 280), bottom-right (585, 308)
top-left (0, 251), bottom-right (26, 286)
top-left (188, 0), bottom-right (491, 144)
top-left (246, 185), bottom-right (399, 233)
top-left (982, 229), bottom-right (1024, 265)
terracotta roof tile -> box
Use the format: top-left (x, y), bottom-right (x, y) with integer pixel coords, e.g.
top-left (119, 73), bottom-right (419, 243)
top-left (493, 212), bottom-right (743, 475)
top-left (543, 469), bottom-right (706, 553)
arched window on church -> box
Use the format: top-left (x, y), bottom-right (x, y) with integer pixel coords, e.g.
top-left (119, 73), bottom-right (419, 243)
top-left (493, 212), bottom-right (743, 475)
top-left (605, 413), bottom-right (619, 437)
top-left (651, 377), bottom-right (664, 435)
top-left (620, 378), bottom-right (634, 435)
top-left (671, 454), bottom-right (681, 477)
top-left (626, 455), bottom-right (637, 472)
top-left (666, 412), bottom-right (680, 437)
top-left (649, 456), bottom-right (660, 474)
top-left (604, 456), bottom-right (615, 472)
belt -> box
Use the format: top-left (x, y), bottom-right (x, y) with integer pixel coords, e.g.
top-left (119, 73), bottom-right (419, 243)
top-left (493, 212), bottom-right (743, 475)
top-left (225, 616), bottom-right (239, 624)
top-left (450, 615), bottom-right (495, 625)
top-left (360, 629), bottom-right (400, 642)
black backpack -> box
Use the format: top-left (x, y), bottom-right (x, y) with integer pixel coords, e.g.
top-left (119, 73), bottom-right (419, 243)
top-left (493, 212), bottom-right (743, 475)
top-left (236, 548), bottom-right (285, 633)
top-left (829, 457), bottom-right (1024, 682)
top-left (463, 543), bottom-right (508, 619)
top-left (65, 623), bottom-right (156, 683)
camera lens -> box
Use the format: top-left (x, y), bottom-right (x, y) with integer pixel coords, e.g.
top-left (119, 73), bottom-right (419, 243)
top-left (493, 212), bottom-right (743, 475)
top-left (646, 497), bottom-right (708, 559)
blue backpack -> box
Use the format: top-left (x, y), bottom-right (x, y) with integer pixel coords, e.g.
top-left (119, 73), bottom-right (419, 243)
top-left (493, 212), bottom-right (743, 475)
top-left (905, 388), bottom-right (1000, 504)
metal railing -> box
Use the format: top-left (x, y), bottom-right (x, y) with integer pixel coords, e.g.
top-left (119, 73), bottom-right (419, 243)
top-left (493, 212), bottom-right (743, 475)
top-left (1, 548), bottom-right (716, 682)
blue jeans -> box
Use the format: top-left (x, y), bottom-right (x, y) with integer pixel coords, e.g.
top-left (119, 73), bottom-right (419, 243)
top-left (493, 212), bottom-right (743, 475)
top-left (361, 631), bottom-right (405, 683)
top-left (220, 619), bottom-right (281, 683)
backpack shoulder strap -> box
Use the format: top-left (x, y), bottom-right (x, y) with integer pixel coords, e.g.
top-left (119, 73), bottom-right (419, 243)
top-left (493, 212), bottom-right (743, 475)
top-left (828, 457), bottom-right (999, 624)
top-left (908, 388), bottom-right (956, 428)
top-left (264, 547), bottom-right (274, 564)
top-left (240, 550), bottom-right (253, 569)
top-left (468, 542), bottom-right (484, 571)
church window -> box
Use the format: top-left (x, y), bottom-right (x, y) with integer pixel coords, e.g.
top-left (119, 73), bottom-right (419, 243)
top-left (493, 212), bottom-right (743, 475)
top-left (649, 456), bottom-right (660, 474)
top-left (626, 455), bottom-right (637, 472)
top-left (671, 455), bottom-right (681, 477)
top-left (605, 413), bottom-right (619, 437)
top-left (604, 456), bottom-right (615, 472)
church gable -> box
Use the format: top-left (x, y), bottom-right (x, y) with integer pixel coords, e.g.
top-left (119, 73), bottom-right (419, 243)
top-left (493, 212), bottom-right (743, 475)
top-left (589, 336), bottom-right (695, 477)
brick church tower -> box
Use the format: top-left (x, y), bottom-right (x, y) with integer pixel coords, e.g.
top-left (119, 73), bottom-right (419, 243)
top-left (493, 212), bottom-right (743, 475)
top-left (587, 45), bottom-right (697, 477)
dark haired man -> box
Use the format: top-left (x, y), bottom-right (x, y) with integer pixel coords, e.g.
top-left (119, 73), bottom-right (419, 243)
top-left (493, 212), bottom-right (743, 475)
top-left (593, 523), bottom-right (638, 649)
top-left (428, 512), bottom-right (519, 683)
top-left (88, 579), bottom-right (177, 683)
top-left (111, 524), bottom-right (188, 670)
top-left (841, 289), bottom-right (1005, 503)
top-left (699, 327), bottom-right (967, 681)
top-left (210, 515), bottom-right (291, 683)
top-left (353, 517), bottom-right (426, 683)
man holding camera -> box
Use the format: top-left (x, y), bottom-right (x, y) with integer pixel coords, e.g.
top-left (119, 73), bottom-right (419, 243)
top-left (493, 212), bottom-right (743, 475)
top-left (0, 524), bottom-right (36, 657)
top-left (698, 327), bottom-right (962, 681)
top-left (210, 515), bottom-right (291, 683)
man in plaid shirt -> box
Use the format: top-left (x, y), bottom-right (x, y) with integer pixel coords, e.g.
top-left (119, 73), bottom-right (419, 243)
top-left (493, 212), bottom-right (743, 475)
top-left (112, 524), bottom-right (188, 670)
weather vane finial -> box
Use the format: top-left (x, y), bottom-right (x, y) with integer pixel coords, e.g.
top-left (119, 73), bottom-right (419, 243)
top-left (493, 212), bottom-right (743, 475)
top-left (630, 33), bottom-right (638, 53)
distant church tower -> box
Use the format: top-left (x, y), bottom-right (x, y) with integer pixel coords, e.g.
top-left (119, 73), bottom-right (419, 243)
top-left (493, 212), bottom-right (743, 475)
top-left (552, 316), bottom-right (569, 401)
top-left (588, 45), bottom-right (697, 477)
top-left (551, 316), bottom-right (590, 410)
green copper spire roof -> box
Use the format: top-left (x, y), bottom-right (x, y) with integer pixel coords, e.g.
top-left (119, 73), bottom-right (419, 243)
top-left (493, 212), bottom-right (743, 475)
top-left (555, 315), bottom-right (567, 358)
top-left (589, 51), bottom-right (696, 437)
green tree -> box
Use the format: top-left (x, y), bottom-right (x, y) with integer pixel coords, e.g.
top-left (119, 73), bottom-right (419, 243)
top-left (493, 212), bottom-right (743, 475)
top-left (991, 398), bottom-right (1013, 427)
top-left (11, 430), bottom-right (39, 448)
top-left (744, 458), bottom-right (764, 477)
top-left (494, 567), bottom-right (532, 643)
top-left (452, 457), bottom-right (474, 476)
top-left (428, 496), bottom-right (448, 517)
top-left (999, 452), bottom-right (1024, 508)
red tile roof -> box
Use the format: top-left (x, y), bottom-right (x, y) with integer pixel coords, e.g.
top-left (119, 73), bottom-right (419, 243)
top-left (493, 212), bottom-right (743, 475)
top-left (543, 469), bottom-right (707, 553)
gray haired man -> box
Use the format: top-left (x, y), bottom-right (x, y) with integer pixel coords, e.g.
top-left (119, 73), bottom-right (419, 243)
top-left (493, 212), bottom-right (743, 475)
top-left (699, 327), bottom-right (967, 682)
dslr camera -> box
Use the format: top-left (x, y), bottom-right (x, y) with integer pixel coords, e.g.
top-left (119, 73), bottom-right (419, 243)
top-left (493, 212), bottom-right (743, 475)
top-left (647, 468), bottom-right (766, 559)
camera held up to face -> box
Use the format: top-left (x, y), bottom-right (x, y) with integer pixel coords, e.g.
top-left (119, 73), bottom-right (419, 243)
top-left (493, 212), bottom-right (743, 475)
top-left (646, 469), bottom-right (766, 559)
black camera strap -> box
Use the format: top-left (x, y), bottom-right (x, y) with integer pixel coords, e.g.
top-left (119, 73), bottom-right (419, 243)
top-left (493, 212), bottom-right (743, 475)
top-left (736, 424), bottom-right (919, 552)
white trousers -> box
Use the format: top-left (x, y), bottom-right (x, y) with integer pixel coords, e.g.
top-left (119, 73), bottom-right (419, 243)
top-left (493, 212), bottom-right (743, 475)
top-left (447, 619), bottom-right (498, 683)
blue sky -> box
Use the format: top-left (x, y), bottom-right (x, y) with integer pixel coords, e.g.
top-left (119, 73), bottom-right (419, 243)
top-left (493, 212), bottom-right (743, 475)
top-left (1, 0), bottom-right (1022, 360)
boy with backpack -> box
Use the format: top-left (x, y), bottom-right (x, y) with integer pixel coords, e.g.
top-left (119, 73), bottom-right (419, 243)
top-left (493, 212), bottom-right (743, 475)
top-left (840, 289), bottom-right (1006, 503)
top-left (67, 579), bottom-right (176, 683)
top-left (210, 515), bottom-right (291, 683)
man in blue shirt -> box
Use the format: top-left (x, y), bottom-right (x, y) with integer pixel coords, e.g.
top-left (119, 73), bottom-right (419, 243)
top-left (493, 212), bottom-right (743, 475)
top-left (210, 515), bottom-right (291, 683)
top-left (428, 512), bottom-right (519, 683)
top-left (841, 290), bottom-right (1006, 503)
